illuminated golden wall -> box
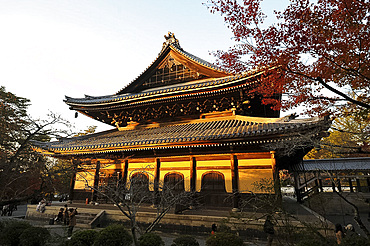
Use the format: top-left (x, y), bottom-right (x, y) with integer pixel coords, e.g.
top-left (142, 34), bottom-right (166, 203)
top-left (74, 152), bottom-right (274, 194)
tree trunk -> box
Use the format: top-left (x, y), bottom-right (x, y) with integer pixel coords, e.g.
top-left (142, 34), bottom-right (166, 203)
top-left (131, 222), bottom-right (139, 246)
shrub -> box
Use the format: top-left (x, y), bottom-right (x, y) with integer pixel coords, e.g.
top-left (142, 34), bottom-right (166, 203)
top-left (342, 235), bottom-right (370, 246)
top-left (295, 229), bottom-right (336, 246)
top-left (19, 227), bottom-right (50, 246)
top-left (0, 220), bottom-right (32, 246)
top-left (206, 232), bottom-right (243, 246)
top-left (171, 235), bottom-right (199, 246)
top-left (217, 224), bottom-right (231, 233)
top-left (138, 233), bottom-right (164, 246)
top-left (93, 224), bottom-right (132, 246)
top-left (68, 230), bottom-right (98, 246)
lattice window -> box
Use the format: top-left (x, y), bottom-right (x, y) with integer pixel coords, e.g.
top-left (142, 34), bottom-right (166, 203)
top-left (143, 64), bottom-right (206, 88)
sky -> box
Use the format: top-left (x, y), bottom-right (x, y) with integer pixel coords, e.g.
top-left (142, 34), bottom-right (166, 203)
top-left (0, 0), bottom-right (289, 134)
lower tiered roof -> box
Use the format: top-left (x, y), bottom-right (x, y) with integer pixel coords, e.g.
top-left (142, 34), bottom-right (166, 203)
top-left (32, 111), bottom-right (331, 157)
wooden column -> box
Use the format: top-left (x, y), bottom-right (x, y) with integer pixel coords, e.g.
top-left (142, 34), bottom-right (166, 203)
top-left (348, 178), bottom-right (354, 192)
top-left (318, 172), bottom-right (324, 192)
top-left (337, 178), bottom-right (342, 192)
top-left (231, 154), bottom-right (240, 211)
top-left (68, 159), bottom-right (79, 202)
top-left (293, 172), bottom-right (302, 203)
top-left (356, 178), bottom-right (361, 192)
top-left (154, 158), bottom-right (161, 205)
top-left (270, 151), bottom-right (282, 204)
top-left (122, 159), bottom-right (129, 190)
top-left (91, 161), bottom-right (101, 203)
top-left (190, 157), bottom-right (197, 192)
top-left (332, 180), bottom-right (336, 192)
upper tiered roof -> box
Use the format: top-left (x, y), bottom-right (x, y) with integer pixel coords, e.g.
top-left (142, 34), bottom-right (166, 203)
top-left (64, 33), bottom-right (281, 127)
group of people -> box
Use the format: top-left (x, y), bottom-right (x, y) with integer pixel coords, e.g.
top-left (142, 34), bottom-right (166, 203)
top-left (1, 203), bottom-right (17, 216)
top-left (36, 199), bottom-right (47, 213)
top-left (54, 204), bottom-right (78, 239)
top-left (335, 223), bottom-right (359, 245)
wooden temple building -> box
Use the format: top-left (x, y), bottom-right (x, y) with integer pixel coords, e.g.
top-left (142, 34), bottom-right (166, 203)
top-left (33, 33), bottom-right (331, 209)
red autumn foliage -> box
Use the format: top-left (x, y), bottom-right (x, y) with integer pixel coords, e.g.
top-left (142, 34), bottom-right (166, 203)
top-left (207, 0), bottom-right (370, 116)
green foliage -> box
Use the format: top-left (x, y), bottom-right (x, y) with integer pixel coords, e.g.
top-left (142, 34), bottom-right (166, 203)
top-left (294, 229), bottom-right (335, 246)
top-left (138, 233), bottom-right (164, 246)
top-left (342, 235), bottom-right (370, 246)
top-left (217, 223), bottom-right (231, 233)
top-left (68, 230), bottom-right (98, 246)
top-left (306, 113), bottom-right (370, 159)
top-left (0, 86), bottom-right (72, 201)
top-left (93, 224), bottom-right (132, 246)
top-left (19, 227), bottom-right (50, 246)
top-left (205, 232), bottom-right (243, 246)
top-left (0, 220), bottom-right (32, 246)
top-left (171, 235), bottom-right (199, 246)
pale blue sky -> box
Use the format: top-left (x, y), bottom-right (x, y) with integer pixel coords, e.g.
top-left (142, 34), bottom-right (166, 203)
top-left (0, 0), bottom-right (288, 132)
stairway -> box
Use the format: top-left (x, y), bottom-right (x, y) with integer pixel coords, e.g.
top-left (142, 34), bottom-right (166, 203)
top-left (76, 211), bottom-right (98, 229)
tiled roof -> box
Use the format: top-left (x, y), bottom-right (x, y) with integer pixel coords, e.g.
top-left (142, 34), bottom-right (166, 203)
top-left (64, 68), bottom-right (266, 106)
top-left (170, 43), bottom-right (226, 72)
top-left (295, 157), bottom-right (370, 171)
top-left (32, 114), bottom-right (330, 156)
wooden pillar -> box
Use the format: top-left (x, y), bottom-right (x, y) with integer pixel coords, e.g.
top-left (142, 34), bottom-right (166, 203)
top-left (317, 172), bottom-right (323, 192)
top-left (231, 154), bottom-right (240, 211)
top-left (319, 178), bottom-right (324, 193)
top-left (122, 159), bottom-right (129, 190)
top-left (190, 157), bottom-right (197, 192)
top-left (154, 158), bottom-right (161, 205)
top-left (337, 178), bottom-right (342, 192)
top-left (356, 178), bottom-right (361, 192)
top-left (68, 159), bottom-right (79, 202)
top-left (348, 178), bottom-right (354, 192)
top-left (154, 158), bottom-right (161, 191)
top-left (332, 181), bottom-right (336, 192)
top-left (91, 161), bottom-right (101, 202)
top-left (270, 151), bottom-right (282, 204)
top-left (293, 172), bottom-right (302, 203)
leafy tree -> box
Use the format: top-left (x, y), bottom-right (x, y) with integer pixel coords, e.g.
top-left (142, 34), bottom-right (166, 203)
top-left (306, 112), bottom-right (370, 159)
top-left (0, 86), bottom-right (71, 202)
top-left (206, 0), bottom-right (370, 116)
top-left (46, 126), bottom-right (97, 197)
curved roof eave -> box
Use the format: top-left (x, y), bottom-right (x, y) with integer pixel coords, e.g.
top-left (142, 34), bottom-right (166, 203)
top-left (64, 66), bottom-right (277, 108)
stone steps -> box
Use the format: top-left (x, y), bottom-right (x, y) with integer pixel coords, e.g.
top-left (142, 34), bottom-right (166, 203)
top-left (26, 205), bottom-right (100, 229)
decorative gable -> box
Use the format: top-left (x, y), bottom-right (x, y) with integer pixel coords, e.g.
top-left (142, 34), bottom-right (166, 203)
top-left (141, 53), bottom-right (209, 90)
top-left (117, 32), bottom-right (231, 94)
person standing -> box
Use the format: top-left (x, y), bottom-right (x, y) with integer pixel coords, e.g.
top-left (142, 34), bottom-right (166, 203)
top-left (335, 223), bottom-right (344, 245)
top-left (67, 208), bottom-right (78, 239)
top-left (263, 215), bottom-right (275, 246)
top-left (63, 204), bottom-right (69, 225)
top-left (211, 223), bottom-right (217, 235)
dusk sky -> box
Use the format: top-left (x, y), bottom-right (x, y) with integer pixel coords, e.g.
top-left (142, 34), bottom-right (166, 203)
top-left (0, 0), bottom-right (289, 133)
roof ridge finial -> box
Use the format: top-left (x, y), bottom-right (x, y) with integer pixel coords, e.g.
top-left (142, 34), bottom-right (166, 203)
top-left (160, 32), bottom-right (181, 53)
